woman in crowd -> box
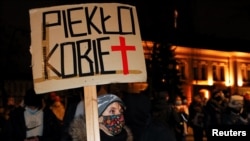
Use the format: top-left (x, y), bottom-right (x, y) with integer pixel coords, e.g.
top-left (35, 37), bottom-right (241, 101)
top-left (69, 94), bottom-right (133, 141)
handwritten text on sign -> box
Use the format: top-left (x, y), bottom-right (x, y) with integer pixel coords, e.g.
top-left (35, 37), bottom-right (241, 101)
top-left (29, 3), bottom-right (147, 94)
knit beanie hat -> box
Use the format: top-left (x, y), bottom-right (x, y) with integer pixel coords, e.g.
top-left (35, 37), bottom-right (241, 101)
top-left (97, 94), bottom-right (125, 117)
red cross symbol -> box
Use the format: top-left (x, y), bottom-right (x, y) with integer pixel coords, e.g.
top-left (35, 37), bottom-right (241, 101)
top-left (111, 36), bottom-right (136, 75)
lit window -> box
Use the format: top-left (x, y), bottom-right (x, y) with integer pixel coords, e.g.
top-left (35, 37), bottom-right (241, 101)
top-left (212, 65), bottom-right (218, 81)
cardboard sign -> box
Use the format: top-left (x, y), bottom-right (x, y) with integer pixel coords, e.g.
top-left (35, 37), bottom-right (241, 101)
top-left (29, 3), bottom-right (147, 94)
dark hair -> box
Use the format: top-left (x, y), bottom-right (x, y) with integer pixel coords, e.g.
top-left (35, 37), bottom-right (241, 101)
top-left (24, 88), bottom-right (43, 109)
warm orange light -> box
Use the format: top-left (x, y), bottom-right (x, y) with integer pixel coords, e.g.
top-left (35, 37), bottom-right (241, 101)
top-left (238, 80), bottom-right (243, 87)
top-left (128, 82), bottom-right (148, 93)
top-left (142, 41), bottom-right (154, 48)
top-left (208, 79), bottom-right (213, 86)
top-left (142, 41), bottom-right (154, 60)
top-left (225, 81), bottom-right (231, 87)
top-left (204, 91), bottom-right (209, 99)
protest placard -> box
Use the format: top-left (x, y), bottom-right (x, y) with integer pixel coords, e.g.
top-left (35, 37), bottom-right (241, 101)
top-left (29, 3), bottom-right (147, 94)
top-left (30, 3), bottom-right (146, 141)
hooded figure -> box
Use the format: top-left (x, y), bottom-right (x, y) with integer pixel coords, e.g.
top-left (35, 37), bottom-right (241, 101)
top-left (222, 95), bottom-right (248, 125)
top-left (69, 94), bottom-right (133, 141)
top-left (228, 95), bottom-right (244, 113)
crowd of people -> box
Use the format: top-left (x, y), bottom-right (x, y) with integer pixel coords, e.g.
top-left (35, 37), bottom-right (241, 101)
top-left (0, 85), bottom-right (250, 141)
top-left (189, 90), bottom-right (250, 141)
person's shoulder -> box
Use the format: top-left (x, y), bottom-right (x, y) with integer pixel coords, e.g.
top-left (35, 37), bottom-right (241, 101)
top-left (74, 100), bottom-right (85, 117)
top-left (69, 115), bottom-right (87, 140)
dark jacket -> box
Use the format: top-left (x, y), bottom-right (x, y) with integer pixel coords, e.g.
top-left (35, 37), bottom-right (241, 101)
top-left (123, 92), bottom-right (152, 141)
top-left (140, 99), bottom-right (179, 141)
top-left (7, 106), bottom-right (63, 141)
top-left (140, 118), bottom-right (177, 141)
top-left (7, 107), bottom-right (44, 141)
top-left (69, 115), bottom-right (133, 141)
top-left (43, 107), bottom-right (65, 141)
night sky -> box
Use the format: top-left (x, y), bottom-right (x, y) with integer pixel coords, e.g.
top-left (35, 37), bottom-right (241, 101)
top-left (183, 0), bottom-right (250, 51)
top-left (1, 0), bottom-right (250, 79)
top-left (194, 0), bottom-right (250, 41)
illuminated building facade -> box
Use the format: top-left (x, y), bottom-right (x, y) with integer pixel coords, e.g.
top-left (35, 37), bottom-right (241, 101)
top-left (174, 46), bottom-right (250, 103)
